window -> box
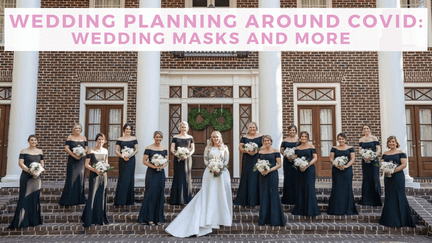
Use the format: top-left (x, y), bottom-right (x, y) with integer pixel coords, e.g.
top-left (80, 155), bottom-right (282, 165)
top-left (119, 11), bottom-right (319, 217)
top-left (297, 0), bottom-right (331, 8)
top-left (0, 0), bottom-right (16, 46)
top-left (90, 0), bottom-right (125, 8)
top-left (188, 86), bottom-right (233, 98)
top-left (405, 87), bottom-right (432, 101)
top-left (400, 0), bottom-right (425, 8)
top-left (186, 0), bottom-right (236, 8)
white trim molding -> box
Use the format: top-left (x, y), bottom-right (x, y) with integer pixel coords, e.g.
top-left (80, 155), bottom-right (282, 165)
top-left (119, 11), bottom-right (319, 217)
top-left (185, 0), bottom-right (237, 8)
top-left (89, 0), bottom-right (125, 8)
top-left (297, 0), bottom-right (332, 8)
top-left (404, 82), bottom-right (432, 105)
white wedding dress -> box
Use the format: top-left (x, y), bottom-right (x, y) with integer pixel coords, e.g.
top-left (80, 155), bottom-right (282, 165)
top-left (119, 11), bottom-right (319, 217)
top-left (165, 146), bottom-right (233, 238)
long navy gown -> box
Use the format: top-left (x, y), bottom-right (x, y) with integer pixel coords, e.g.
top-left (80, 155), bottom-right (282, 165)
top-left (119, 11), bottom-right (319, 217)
top-left (280, 141), bottom-right (298, 205)
top-left (291, 148), bottom-right (321, 217)
top-left (81, 150), bottom-right (109, 227)
top-left (234, 136), bottom-right (263, 206)
top-left (59, 140), bottom-right (87, 206)
top-left (379, 153), bottom-right (416, 228)
top-left (114, 140), bottom-right (138, 206)
top-left (8, 154), bottom-right (43, 229)
top-left (258, 152), bottom-right (286, 226)
top-left (327, 147), bottom-right (358, 215)
top-left (169, 137), bottom-right (194, 205)
top-left (358, 141), bottom-right (382, 206)
top-left (137, 149), bottom-right (167, 224)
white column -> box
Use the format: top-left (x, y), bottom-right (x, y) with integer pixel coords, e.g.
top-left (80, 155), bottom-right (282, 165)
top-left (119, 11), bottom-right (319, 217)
top-left (135, 0), bottom-right (161, 184)
top-left (259, 0), bottom-right (283, 182)
top-left (0, 0), bottom-right (41, 187)
top-left (377, 0), bottom-right (419, 188)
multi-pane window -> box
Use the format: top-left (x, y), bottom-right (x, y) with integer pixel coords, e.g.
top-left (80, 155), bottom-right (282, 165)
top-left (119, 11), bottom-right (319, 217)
top-left (298, 0), bottom-right (331, 8)
top-left (86, 87), bottom-right (124, 101)
top-left (188, 86), bottom-right (233, 98)
top-left (0, 0), bottom-right (16, 46)
top-left (405, 87), bottom-right (432, 101)
top-left (298, 88), bottom-right (335, 101)
top-left (90, 0), bottom-right (125, 8)
top-left (400, 0), bottom-right (425, 8)
top-left (189, 0), bottom-right (233, 8)
top-left (0, 87), bottom-right (11, 100)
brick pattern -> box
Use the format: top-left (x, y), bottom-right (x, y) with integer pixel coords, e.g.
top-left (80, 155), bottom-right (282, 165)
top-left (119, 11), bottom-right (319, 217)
top-left (0, 47), bottom-right (14, 72)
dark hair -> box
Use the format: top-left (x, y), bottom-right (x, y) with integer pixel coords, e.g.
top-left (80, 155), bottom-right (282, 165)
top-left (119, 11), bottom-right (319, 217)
top-left (28, 134), bottom-right (37, 142)
top-left (153, 131), bottom-right (163, 138)
top-left (299, 131), bottom-right (310, 141)
top-left (288, 124), bottom-right (298, 133)
top-left (362, 124), bottom-right (372, 131)
top-left (123, 123), bottom-right (133, 132)
top-left (95, 133), bottom-right (105, 141)
top-left (386, 135), bottom-right (401, 149)
top-left (337, 132), bottom-right (347, 140)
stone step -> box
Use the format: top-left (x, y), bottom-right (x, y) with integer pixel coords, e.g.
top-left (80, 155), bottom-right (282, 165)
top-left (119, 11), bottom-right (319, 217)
top-left (1, 222), bottom-right (427, 236)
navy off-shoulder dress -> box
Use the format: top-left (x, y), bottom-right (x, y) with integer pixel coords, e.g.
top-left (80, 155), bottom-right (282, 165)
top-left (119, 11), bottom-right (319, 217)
top-left (280, 141), bottom-right (299, 205)
top-left (114, 139), bottom-right (138, 206)
top-left (358, 141), bottom-right (382, 206)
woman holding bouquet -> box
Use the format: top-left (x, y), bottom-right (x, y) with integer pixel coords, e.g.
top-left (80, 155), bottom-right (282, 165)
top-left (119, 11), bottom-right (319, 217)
top-left (59, 123), bottom-right (88, 206)
top-left (166, 131), bottom-right (232, 237)
top-left (138, 131), bottom-right (168, 225)
top-left (81, 133), bottom-right (110, 227)
top-left (169, 121), bottom-right (195, 205)
top-left (292, 131), bottom-right (321, 217)
top-left (280, 124), bottom-right (299, 205)
top-left (8, 135), bottom-right (44, 229)
top-left (234, 121), bottom-right (262, 207)
top-left (114, 123), bottom-right (139, 206)
top-left (379, 136), bottom-right (415, 228)
top-left (257, 135), bottom-right (286, 226)
top-left (358, 125), bottom-right (382, 206)
top-left (327, 133), bottom-right (358, 215)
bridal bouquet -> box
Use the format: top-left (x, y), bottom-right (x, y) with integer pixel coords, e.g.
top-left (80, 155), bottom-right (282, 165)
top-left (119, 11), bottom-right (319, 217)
top-left (294, 157), bottom-right (309, 171)
top-left (283, 147), bottom-right (296, 161)
top-left (360, 148), bottom-right (377, 163)
top-left (207, 156), bottom-right (227, 177)
top-left (174, 147), bottom-right (190, 159)
top-left (29, 162), bottom-right (45, 178)
top-left (93, 161), bottom-right (114, 173)
top-left (121, 146), bottom-right (134, 158)
top-left (380, 161), bottom-right (398, 178)
top-left (253, 159), bottom-right (271, 173)
top-left (149, 154), bottom-right (168, 171)
top-left (72, 145), bottom-right (86, 157)
top-left (243, 142), bottom-right (260, 152)
top-left (332, 156), bottom-right (348, 167)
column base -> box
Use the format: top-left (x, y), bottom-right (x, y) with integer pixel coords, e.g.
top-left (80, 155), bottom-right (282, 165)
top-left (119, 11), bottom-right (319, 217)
top-left (405, 176), bottom-right (421, 189)
top-left (134, 173), bottom-right (146, 187)
top-left (0, 175), bottom-right (20, 188)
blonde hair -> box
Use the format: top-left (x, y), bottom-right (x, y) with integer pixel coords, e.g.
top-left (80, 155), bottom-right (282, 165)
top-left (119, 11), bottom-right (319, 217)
top-left (206, 131), bottom-right (225, 150)
top-left (247, 122), bottom-right (258, 134)
top-left (153, 131), bottom-right (163, 138)
top-left (262, 135), bottom-right (273, 144)
top-left (180, 121), bottom-right (189, 132)
top-left (72, 123), bottom-right (82, 133)
top-left (386, 135), bottom-right (401, 149)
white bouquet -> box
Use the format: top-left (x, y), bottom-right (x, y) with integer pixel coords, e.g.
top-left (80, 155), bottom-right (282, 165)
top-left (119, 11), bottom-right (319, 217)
top-left (253, 159), bottom-right (271, 173)
top-left (360, 148), bottom-right (377, 163)
top-left (174, 147), bottom-right (190, 159)
top-left (93, 161), bottom-right (114, 173)
top-left (72, 145), bottom-right (86, 157)
top-left (380, 161), bottom-right (398, 178)
top-left (333, 156), bottom-right (348, 167)
top-left (283, 147), bottom-right (296, 161)
top-left (121, 146), bottom-right (134, 158)
top-left (243, 142), bottom-right (260, 152)
top-left (29, 162), bottom-right (45, 178)
top-left (207, 156), bottom-right (227, 177)
top-left (294, 157), bottom-right (309, 171)
top-left (150, 154), bottom-right (168, 171)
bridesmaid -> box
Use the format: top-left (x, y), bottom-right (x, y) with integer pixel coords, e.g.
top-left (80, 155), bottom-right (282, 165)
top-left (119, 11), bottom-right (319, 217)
top-left (280, 124), bottom-right (299, 205)
top-left (358, 124), bottom-right (382, 206)
top-left (138, 131), bottom-right (168, 225)
top-left (234, 122), bottom-right (262, 207)
top-left (257, 135), bottom-right (286, 226)
top-left (8, 135), bottom-right (44, 229)
top-left (327, 133), bottom-right (358, 215)
top-left (81, 133), bottom-right (110, 227)
top-left (292, 131), bottom-right (321, 217)
top-left (59, 123), bottom-right (87, 206)
top-left (379, 136), bottom-right (416, 228)
top-left (114, 123), bottom-right (139, 206)
top-left (169, 121), bottom-right (195, 205)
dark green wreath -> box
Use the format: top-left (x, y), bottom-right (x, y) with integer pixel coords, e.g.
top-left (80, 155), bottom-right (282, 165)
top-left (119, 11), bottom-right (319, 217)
top-left (211, 108), bottom-right (233, 132)
top-left (188, 108), bottom-right (212, 131)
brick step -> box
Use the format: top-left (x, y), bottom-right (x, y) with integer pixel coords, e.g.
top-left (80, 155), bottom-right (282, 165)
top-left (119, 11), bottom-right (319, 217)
top-left (1, 222), bottom-right (427, 236)
top-left (0, 211), bottom-right (385, 224)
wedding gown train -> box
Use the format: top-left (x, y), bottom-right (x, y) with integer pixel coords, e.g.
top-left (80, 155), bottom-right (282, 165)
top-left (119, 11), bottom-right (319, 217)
top-left (165, 146), bottom-right (233, 238)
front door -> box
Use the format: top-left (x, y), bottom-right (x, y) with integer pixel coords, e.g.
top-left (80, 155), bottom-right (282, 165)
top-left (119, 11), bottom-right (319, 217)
top-left (298, 105), bottom-right (336, 177)
top-left (406, 105), bottom-right (432, 177)
top-left (188, 104), bottom-right (234, 178)
top-left (0, 105), bottom-right (10, 177)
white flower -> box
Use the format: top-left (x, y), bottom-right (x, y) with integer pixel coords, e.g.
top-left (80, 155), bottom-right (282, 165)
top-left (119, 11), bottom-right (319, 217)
top-left (380, 161), bottom-right (398, 178)
top-left (243, 142), bottom-right (259, 152)
top-left (174, 147), bottom-right (190, 159)
top-left (360, 148), bottom-right (377, 163)
top-left (283, 148), bottom-right (296, 161)
top-left (332, 156), bottom-right (348, 167)
top-left (29, 162), bottom-right (45, 178)
top-left (93, 161), bottom-right (112, 173)
top-left (121, 146), bottom-right (134, 158)
top-left (207, 156), bottom-right (226, 177)
top-left (150, 154), bottom-right (168, 171)
top-left (72, 145), bottom-right (86, 157)
top-left (253, 159), bottom-right (271, 173)
top-left (294, 157), bottom-right (309, 171)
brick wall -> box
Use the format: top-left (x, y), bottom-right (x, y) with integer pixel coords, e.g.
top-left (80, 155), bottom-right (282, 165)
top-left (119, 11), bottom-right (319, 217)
top-left (0, 47), bottom-right (14, 72)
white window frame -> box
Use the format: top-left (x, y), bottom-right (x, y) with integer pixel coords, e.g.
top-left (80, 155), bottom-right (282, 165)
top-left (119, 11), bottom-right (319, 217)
top-left (0, 82), bottom-right (12, 105)
top-left (185, 0), bottom-right (237, 8)
top-left (89, 0), bottom-right (125, 8)
top-left (400, 0), bottom-right (431, 47)
top-left (297, 0), bottom-right (332, 8)
top-left (0, 0), bottom-right (16, 46)
top-left (293, 83), bottom-right (341, 136)
top-left (404, 82), bottom-right (432, 105)
top-left (79, 82), bottom-right (128, 136)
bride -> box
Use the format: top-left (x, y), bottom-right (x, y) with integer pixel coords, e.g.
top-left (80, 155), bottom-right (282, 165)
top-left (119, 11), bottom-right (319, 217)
top-left (165, 131), bottom-right (233, 238)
